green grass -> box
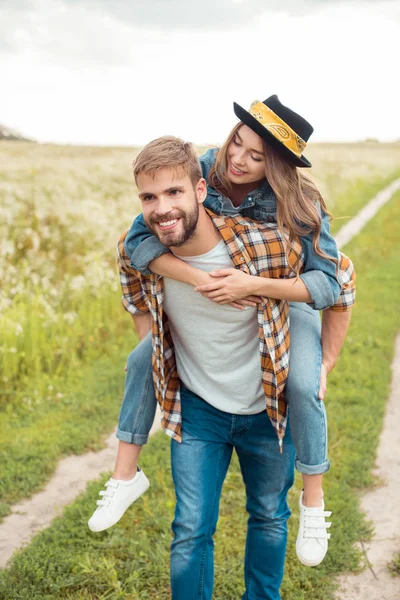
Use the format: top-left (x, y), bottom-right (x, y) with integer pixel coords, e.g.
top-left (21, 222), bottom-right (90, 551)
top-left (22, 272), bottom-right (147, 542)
top-left (388, 552), bottom-right (400, 577)
top-left (0, 340), bottom-right (136, 521)
top-left (329, 169), bottom-right (400, 235)
top-left (1, 285), bottom-right (128, 404)
top-left (2, 161), bottom-right (397, 524)
top-left (1, 191), bottom-right (399, 598)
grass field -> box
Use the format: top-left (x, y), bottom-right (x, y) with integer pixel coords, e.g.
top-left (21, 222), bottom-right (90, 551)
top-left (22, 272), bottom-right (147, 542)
top-left (1, 140), bottom-right (400, 598)
top-left (1, 189), bottom-right (399, 599)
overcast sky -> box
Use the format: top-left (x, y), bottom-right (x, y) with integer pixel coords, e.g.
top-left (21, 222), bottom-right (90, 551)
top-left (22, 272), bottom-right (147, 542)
top-left (1, 0), bottom-right (399, 145)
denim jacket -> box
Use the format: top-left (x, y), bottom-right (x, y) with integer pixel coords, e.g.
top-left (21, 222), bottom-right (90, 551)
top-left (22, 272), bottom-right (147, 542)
top-left (125, 148), bottom-right (341, 310)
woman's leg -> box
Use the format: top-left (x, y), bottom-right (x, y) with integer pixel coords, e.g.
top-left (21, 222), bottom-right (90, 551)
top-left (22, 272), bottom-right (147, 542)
top-left (88, 332), bottom-right (157, 532)
top-left (286, 302), bottom-right (331, 566)
top-left (114, 331), bottom-right (157, 478)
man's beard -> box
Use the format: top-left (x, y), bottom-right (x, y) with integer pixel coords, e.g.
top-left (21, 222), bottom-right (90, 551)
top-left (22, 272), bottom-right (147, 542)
top-left (147, 200), bottom-right (199, 248)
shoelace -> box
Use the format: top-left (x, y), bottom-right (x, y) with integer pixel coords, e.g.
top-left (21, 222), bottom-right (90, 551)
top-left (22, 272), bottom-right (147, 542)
top-left (96, 479), bottom-right (119, 508)
top-left (303, 508), bottom-right (332, 540)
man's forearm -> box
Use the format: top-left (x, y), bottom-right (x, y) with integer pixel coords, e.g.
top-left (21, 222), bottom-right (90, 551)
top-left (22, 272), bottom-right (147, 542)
top-left (132, 312), bottom-right (152, 340)
top-left (321, 309), bottom-right (352, 372)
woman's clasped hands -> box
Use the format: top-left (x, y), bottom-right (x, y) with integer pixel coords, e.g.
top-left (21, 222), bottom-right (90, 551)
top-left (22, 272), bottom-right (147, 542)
top-left (195, 268), bottom-right (262, 310)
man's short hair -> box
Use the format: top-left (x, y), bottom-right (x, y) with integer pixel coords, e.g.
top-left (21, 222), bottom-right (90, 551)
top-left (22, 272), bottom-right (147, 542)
top-left (133, 136), bottom-right (202, 188)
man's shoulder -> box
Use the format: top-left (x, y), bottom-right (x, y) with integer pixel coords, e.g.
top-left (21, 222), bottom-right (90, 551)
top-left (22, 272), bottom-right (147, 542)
top-left (212, 212), bottom-right (281, 237)
top-left (117, 230), bottom-right (143, 279)
top-left (117, 230), bottom-right (129, 260)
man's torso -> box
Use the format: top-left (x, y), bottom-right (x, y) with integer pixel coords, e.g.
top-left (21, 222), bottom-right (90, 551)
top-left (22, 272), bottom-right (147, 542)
top-left (163, 239), bottom-right (265, 415)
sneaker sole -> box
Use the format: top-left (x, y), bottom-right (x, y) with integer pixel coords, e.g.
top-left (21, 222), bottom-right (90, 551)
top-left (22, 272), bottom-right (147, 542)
top-left (295, 540), bottom-right (327, 567)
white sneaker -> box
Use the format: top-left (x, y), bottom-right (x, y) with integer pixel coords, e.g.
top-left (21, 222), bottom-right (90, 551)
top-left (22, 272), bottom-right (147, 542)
top-left (296, 490), bottom-right (332, 567)
top-left (88, 468), bottom-right (150, 532)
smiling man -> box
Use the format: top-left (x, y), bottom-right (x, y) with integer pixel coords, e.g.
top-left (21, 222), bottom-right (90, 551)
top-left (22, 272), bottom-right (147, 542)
top-left (112, 135), bottom-right (355, 599)
top-left (116, 136), bottom-right (306, 599)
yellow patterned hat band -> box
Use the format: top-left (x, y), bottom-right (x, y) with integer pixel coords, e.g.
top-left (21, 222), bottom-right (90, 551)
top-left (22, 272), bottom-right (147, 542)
top-left (248, 101), bottom-right (307, 158)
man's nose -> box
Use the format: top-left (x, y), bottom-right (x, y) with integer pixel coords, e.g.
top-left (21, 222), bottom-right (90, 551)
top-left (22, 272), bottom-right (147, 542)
top-left (155, 196), bottom-right (173, 216)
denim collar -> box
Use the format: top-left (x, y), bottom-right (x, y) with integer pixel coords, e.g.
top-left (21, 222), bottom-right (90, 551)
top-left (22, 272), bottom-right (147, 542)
top-left (206, 179), bottom-right (277, 214)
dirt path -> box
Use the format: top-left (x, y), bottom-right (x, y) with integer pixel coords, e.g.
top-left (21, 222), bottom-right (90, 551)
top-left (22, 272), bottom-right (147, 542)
top-left (335, 335), bottom-right (400, 599)
top-left (334, 178), bottom-right (400, 250)
top-left (1, 178), bottom-right (399, 572)
top-left (0, 409), bottom-right (162, 568)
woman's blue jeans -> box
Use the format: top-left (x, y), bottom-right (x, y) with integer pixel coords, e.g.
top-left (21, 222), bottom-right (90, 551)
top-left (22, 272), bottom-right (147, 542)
top-left (117, 302), bottom-right (330, 475)
top-left (170, 384), bottom-right (295, 600)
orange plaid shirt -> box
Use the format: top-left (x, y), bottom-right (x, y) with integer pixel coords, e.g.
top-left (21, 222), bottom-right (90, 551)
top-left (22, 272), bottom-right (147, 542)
top-left (118, 211), bottom-right (356, 443)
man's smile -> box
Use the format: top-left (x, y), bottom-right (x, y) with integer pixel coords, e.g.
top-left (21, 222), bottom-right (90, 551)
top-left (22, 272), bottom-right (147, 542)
top-left (154, 218), bottom-right (181, 231)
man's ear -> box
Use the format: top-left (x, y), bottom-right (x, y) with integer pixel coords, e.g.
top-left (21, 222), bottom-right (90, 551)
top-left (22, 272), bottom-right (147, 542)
top-left (196, 177), bottom-right (207, 204)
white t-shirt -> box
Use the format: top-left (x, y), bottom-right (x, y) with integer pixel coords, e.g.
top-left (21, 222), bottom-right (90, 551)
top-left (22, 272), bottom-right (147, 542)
top-left (163, 240), bottom-right (265, 415)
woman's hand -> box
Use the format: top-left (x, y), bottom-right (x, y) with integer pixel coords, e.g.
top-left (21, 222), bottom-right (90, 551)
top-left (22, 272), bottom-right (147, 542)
top-left (195, 268), bottom-right (262, 307)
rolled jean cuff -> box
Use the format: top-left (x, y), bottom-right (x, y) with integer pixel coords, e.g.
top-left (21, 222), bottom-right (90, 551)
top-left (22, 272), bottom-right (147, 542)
top-left (116, 428), bottom-right (149, 445)
top-left (295, 457), bottom-right (331, 476)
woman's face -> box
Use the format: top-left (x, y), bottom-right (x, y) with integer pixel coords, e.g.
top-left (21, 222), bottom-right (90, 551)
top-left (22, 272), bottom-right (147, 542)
top-left (226, 125), bottom-right (266, 185)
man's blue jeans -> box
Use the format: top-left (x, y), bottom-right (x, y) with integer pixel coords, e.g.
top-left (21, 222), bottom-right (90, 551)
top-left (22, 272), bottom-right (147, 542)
top-left (170, 384), bottom-right (295, 600)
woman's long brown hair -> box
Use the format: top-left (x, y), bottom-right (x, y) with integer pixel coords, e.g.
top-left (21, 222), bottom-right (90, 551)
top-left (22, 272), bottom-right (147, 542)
top-left (208, 123), bottom-right (337, 275)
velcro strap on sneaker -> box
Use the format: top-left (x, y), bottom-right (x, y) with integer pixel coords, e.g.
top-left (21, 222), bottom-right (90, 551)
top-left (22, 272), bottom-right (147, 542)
top-left (304, 531), bottom-right (331, 540)
top-left (304, 521), bottom-right (332, 529)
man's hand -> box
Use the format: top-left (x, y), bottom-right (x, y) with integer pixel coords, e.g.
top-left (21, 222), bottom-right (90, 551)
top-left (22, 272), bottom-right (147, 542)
top-left (318, 363), bottom-right (328, 400)
top-left (195, 268), bottom-right (261, 307)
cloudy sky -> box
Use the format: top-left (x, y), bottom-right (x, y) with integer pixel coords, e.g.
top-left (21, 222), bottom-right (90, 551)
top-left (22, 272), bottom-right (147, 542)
top-left (1, 0), bottom-right (399, 146)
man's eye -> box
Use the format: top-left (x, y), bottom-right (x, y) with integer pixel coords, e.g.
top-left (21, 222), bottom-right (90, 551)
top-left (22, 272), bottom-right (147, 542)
top-left (143, 195), bottom-right (154, 201)
top-left (170, 189), bottom-right (181, 196)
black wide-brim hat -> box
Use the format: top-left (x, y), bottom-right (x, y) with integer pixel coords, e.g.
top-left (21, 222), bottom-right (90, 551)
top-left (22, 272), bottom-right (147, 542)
top-left (233, 95), bottom-right (313, 168)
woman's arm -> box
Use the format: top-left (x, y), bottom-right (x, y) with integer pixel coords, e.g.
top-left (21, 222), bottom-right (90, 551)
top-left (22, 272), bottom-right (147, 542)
top-left (125, 213), bottom-right (171, 275)
top-left (150, 253), bottom-right (209, 288)
top-left (125, 213), bottom-right (257, 308)
top-left (298, 210), bottom-right (342, 310)
top-left (195, 207), bottom-right (342, 306)
top-left (150, 254), bottom-right (259, 309)
top-left (195, 268), bottom-right (311, 303)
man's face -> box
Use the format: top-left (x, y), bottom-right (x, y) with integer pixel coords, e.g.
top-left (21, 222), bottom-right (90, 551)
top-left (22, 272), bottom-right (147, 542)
top-left (138, 167), bottom-right (204, 248)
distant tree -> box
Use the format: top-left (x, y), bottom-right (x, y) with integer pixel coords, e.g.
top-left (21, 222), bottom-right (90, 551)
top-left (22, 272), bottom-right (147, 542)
top-left (0, 124), bottom-right (35, 142)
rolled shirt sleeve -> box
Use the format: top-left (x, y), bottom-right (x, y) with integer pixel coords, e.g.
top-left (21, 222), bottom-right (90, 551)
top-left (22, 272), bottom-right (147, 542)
top-left (117, 231), bottom-right (150, 315)
top-left (329, 251), bottom-right (356, 312)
